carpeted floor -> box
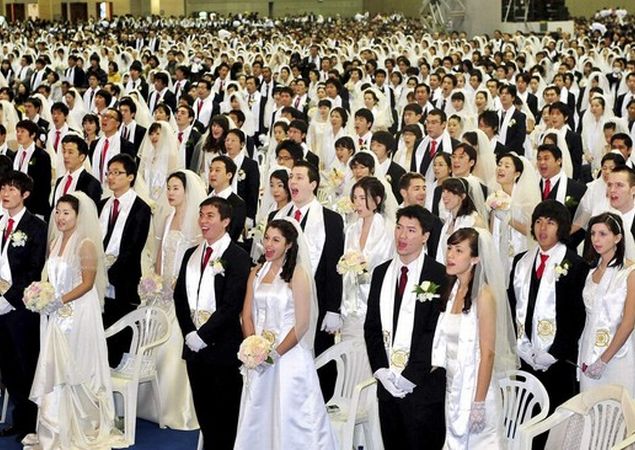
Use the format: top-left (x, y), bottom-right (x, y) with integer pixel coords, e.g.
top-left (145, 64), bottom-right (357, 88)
top-left (0, 402), bottom-right (199, 450)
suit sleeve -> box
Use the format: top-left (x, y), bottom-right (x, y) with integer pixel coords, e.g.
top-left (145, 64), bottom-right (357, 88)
top-left (229, 199), bottom-right (246, 241)
top-left (568, 132), bottom-right (583, 181)
top-left (197, 248), bottom-right (251, 344)
top-left (507, 253), bottom-right (522, 332)
top-left (174, 248), bottom-right (196, 337)
top-left (324, 210), bottom-right (344, 313)
top-left (364, 265), bottom-right (389, 373)
top-left (245, 161), bottom-right (260, 220)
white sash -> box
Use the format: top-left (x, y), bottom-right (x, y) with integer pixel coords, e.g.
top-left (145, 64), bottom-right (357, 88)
top-left (274, 198), bottom-right (325, 275)
top-left (431, 282), bottom-right (479, 436)
top-left (553, 170), bottom-right (568, 205)
top-left (514, 243), bottom-right (567, 354)
top-left (498, 107), bottom-right (515, 144)
top-left (0, 217), bottom-right (12, 287)
top-left (378, 250), bottom-right (426, 374)
top-left (185, 243), bottom-right (218, 329)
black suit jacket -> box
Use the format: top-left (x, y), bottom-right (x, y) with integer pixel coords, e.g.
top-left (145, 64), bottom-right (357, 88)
top-left (410, 137), bottom-right (459, 175)
top-left (225, 192), bottom-right (247, 242)
top-left (24, 146), bottom-right (51, 217)
top-left (386, 161), bottom-right (406, 204)
top-left (89, 137), bottom-right (138, 166)
top-left (236, 157), bottom-right (260, 221)
top-left (508, 248), bottom-right (589, 362)
top-left (131, 124), bottom-right (146, 156)
top-left (365, 256), bottom-right (447, 399)
top-left (614, 92), bottom-right (634, 117)
top-left (0, 210), bottom-right (47, 309)
top-left (98, 196), bottom-right (151, 305)
top-left (52, 169), bottom-right (102, 209)
top-left (565, 129), bottom-right (583, 181)
top-left (305, 149), bottom-right (320, 169)
top-left (423, 208), bottom-right (443, 260)
top-left (174, 241), bottom-right (250, 366)
top-left (526, 92), bottom-right (539, 119)
top-left (159, 90), bottom-right (177, 113)
top-left (493, 141), bottom-right (511, 157)
top-left (502, 109), bottom-right (527, 155)
top-left (185, 128), bottom-right (202, 170)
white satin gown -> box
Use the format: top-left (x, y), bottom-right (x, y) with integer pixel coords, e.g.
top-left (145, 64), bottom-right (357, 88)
top-left (234, 263), bottom-right (338, 450)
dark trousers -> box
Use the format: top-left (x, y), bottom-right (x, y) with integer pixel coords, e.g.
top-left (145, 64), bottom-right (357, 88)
top-left (315, 327), bottom-right (336, 402)
top-left (187, 359), bottom-right (242, 450)
top-left (0, 309), bottom-right (40, 435)
top-left (378, 389), bottom-right (445, 450)
top-left (102, 296), bottom-right (137, 368)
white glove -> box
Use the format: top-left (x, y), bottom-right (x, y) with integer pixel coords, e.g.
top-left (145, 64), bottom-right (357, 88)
top-left (185, 331), bottom-right (207, 352)
top-left (394, 373), bottom-right (416, 394)
top-left (583, 358), bottom-right (607, 380)
top-left (374, 368), bottom-right (407, 398)
top-left (517, 344), bottom-right (536, 368)
top-left (254, 348), bottom-right (281, 374)
top-left (41, 296), bottom-right (64, 315)
top-left (0, 297), bottom-right (15, 315)
top-left (469, 401), bottom-right (486, 434)
top-left (533, 350), bottom-right (557, 371)
top-left (320, 311), bottom-right (342, 334)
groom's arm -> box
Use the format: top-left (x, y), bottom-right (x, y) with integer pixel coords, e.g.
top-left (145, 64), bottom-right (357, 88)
top-left (323, 209), bottom-right (344, 313)
top-left (174, 248), bottom-right (197, 337)
top-left (197, 246), bottom-right (250, 344)
top-left (364, 263), bottom-right (390, 373)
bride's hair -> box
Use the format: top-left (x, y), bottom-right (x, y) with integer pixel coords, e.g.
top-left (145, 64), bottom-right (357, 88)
top-left (350, 176), bottom-right (385, 214)
top-left (441, 227), bottom-right (479, 313)
top-left (264, 219), bottom-right (298, 283)
top-left (56, 194), bottom-right (79, 214)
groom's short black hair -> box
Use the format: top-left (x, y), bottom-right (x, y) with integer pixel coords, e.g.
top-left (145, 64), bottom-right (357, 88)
top-left (396, 205), bottom-right (432, 234)
top-left (200, 196), bottom-right (233, 223)
top-left (0, 170), bottom-right (33, 194)
top-left (530, 200), bottom-right (571, 242)
top-left (108, 154), bottom-right (138, 186)
top-left (293, 160), bottom-right (320, 192)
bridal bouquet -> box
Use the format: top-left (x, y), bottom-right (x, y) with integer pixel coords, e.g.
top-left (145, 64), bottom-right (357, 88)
top-left (23, 281), bottom-right (56, 313)
top-left (334, 196), bottom-right (355, 215)
top-left (337, 250), bottom-right (368, 277)
top-left (138, 273), bottom-right (164, 305)
top-left (246, 219), bottom-right (267, 242)
top-left (486, 191), bottom-right (511, 211)
top-left (325, 168), bottom-right (345, 191)
top-left (238, 335), bottom-right (274, 369)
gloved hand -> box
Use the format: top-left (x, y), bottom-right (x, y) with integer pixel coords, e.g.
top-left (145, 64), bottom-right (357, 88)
top-left (185, 331), bottom-right (207, 352)
top-left (41, 296), bottom-right (64, 315)
top-left (517, 344), bottom-right (537, 369)
top-left (394, 373), bottom-right (416, 394)
top-left (320, 311), bottom-right (342, 334)
top-left (583, 357), bottom-right (607, 380)
top-left (469, 401), bottom-right (486, 434)
top-left (374, 368), bottom-right (407, 398)
top-left (533, 350), bottom-right (557, 371)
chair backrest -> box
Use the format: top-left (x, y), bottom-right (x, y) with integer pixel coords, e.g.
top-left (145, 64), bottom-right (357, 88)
top-left (314, 339), bottom-right (371, 402)
top-left (583, 399), bottom-right (628, 450)
top-left (499, 369), bottom-right (550, 443)
top-left (104, 306), bottom-right (171, 363)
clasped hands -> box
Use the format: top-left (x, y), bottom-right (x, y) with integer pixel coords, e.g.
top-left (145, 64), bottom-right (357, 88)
top-left (518, 345), bottom-right (557, 372)
top-left (374, 368), bottom-right (416, 398)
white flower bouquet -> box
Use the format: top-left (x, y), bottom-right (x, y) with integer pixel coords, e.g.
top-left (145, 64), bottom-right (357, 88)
top-left (238, 335), bottom-right (274, 369)
top-left (486, 190), bottom-right (511, 211)
top-left (334, 196), bottom-right (354, 215)
top-left (337, 250), bottom-right (368, 276)
top-left (138, 273), bottom-right (164, 305)
top-left (23, 281), bottom-right (56, 313)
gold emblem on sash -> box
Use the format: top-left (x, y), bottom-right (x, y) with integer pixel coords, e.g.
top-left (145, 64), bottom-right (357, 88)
top-left (191, 309), bottom-right (212, 328)
top-left (390, 349), bottom-right (409, 368)
top-left (537, 319), bottom-right (555, 337)
top-left (0, 278), bottom-right (10, 295)
top-left (382, 330), bottom-right (391, 348)
top-left (262, 329), bottom-right (277, 345)
top-left (57, 304), bottom-right (73, 318)
top-left (517, 322), bottom-right (525, 339)
top-left (595, 329), bottom-right (610, 347)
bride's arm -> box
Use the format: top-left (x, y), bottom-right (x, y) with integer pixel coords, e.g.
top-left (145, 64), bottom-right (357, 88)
top-left (598, 270), bottom-right (635, 363)
top-left (240, 267), bottom-right (258, 338)
top-left (61, 240), bottom-right (98, 304)
top-left (474, 286), bottom-right (496, 402)
top-left (275, 267), bottom-right (310, 356)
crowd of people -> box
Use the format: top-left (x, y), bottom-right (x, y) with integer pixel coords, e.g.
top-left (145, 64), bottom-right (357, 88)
top-left (0, 6), bottom-right (634, 450)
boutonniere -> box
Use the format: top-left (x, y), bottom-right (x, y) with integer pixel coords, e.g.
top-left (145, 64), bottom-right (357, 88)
top-left (28, 158), bottom-right (35, 166)
top-left (412, 281), bottom-right (440, 302)
top-left (10, 230), bottom-right (27, 247)
top-left (564, 195), bottom-right (578, 208)
top-left (554, 259), bottom-right (571, 281)
top-left (238, 169), bottom-right (246, 181)
top-left (386, 174), bottom-right (392, 184)
top-left (509, 118), bottom-right (516, 127)
top-left (209, 257), bottom-right (226, 276)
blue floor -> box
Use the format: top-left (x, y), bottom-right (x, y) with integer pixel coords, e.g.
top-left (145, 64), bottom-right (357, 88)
top-left (0, 402), bottom-right (199, 449)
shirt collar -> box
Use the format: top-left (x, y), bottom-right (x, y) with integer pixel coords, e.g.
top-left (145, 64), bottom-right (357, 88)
top-left (212, 185), bottom-right (232, 199)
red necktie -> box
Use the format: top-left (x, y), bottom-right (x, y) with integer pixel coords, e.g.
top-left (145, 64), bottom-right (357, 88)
top-left (178, 131), bottom-right (184, 144)
top-left (100, 138), bottom-right (110, 182)
top-left (63, 175), bottom-right (73, 194)
top-left (176, 81), bottom-right (181, 96)
top-left (153, 91), bottom-right (160, 108)
top-left (110, 198), bottom-right (120, 227)
top-left (294, 209), bottom-right (302, 223)
top-left (543, 178), bottom-right (551, 200)
top-left (397, 266), bottom-right (409, 298)
top-left (18, 150), bottom-right (26, 170)
top-left (358, 137), bottom-right (364, 147)
top-left (429, 139), bottom-right (437, 157)
top-left (201, 246), bottom-right (213, 272)
top-left (294, 97), bottom-right (300, 109)
top-left (197, 99), bottom-right (203, 117)
top-left (536, 254), bottom-right (549, 280)
top-left (54, 130), bottom-right (61, 153)
top-left (3, 218), bottom-right (14, 242)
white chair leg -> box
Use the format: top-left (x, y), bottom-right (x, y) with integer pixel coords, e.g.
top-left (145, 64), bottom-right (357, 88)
top-left (0, 389), bottom-right (8, 423)
top-left (124, 383), bottom-right (139, 446)
top-left (150, 376), bottom-right (165, 429)
top-left (197, 431), bottom-right (204, 450)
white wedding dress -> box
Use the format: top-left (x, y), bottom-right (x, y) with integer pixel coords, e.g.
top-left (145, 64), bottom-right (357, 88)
top-left (137, 229), bottom-right (199, 430)
top-left (30, 237), bottom-right (120, 450)
top-left (234, 263), bottom-right (338, 450)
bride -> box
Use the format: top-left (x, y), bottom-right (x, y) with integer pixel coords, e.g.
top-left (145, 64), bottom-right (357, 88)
top-left (235, 218), bottom-right (337, 449)
top-left (28, 192), bottom-right (120, 449)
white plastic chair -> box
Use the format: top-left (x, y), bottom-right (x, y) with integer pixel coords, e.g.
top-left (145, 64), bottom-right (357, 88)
top-left (105, 306), bottom-right (170, 446)
top-left (315, 339), bottom-right (380, 450)
top-left (0, 386), bottom-right (7, 423)
top-left (498, 369), bottom-right (550, 449)
top-left (612, 432), bottom-right (635, 450)
top-left (518, 384), bottom-right (635, 450)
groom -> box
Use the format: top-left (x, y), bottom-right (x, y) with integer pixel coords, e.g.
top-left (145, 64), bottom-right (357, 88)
top-left (0, 171), bottom-right (47, 442)
top-left (174, 196), bottom-right (250, 450)
top-left (365, 205), bottom-right (447, 450)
